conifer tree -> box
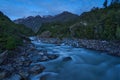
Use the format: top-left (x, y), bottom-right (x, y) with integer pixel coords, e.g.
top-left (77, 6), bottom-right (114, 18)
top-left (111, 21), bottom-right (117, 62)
top-left (103, 0), bottom-right (108, 8)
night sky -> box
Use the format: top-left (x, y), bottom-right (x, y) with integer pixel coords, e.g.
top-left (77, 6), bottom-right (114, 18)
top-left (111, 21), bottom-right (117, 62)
top-left (0, 0), bottom-right (110, 20)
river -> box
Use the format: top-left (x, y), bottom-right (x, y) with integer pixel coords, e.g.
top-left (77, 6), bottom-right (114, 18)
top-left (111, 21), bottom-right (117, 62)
top-left (30, 38), bottom-right (120, 80)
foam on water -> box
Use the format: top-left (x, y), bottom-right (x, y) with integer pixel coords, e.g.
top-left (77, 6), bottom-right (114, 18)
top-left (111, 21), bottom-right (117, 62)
top-left (31, 39), bottom-right (120, 80)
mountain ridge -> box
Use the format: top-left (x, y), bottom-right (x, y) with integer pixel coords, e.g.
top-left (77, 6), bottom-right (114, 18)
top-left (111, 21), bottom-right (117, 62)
top-left (37, 3), bottom-right (120, 40)
top-left (14, 11), bottom-right (79, 33)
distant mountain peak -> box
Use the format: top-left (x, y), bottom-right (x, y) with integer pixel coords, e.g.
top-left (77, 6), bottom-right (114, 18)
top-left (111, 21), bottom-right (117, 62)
top-left (57, 11), bottom-right (78, 16)
top-left (14, 11), bottom-right (79, 33)
top-left (42, 15), bottom-right (53, 18)
top-left (35, 15), bottom-right (42, 18)
top-left (62, 11), bottom-right (73, 14)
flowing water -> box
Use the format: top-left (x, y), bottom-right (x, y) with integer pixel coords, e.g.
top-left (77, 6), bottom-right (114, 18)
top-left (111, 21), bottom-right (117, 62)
top-left (30, 38), bottom-right (120, 80)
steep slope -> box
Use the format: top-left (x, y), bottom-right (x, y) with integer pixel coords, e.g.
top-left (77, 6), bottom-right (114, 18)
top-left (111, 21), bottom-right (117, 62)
top-left (14, 11), bottom-right (79, 33)
top-left (0, 11), bottom-right (34, 52)
top-left (37, 3), bottom-right (120, 40)
top-left (14, 15), bottom-right (42, 33)
top-left (49, 11), bottom-right (78, 22)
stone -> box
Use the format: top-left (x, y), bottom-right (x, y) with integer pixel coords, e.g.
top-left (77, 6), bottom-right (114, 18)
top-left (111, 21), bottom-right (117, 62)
top-left (0, 71), bottom-right (7, 79)
top-left (19, 70), bottom-right (29, 80)
top-left (40, 56), bottom-right (49, 61)
top-left (0, 64), bottom-right (14, 72)
top-left (0, 69), bottom-right (12, 80)
top-left (47, 54), bottom-right (59, 60)
top-left (62, 56), bottom-right (72, 62)
top-left (38, 52), bottom-right (44, 56)
top-left (29, 64), bottom-right (45, 75)
top-left (28, 46), bottom-right (36, 51)
top-left (16, 61), bottom-right (23, 66)
top-left (23, 60), bottom-right (32, 67)
top-left (20, 56), bottom-right (26, 62)
top-left (0, 50), bottom-right (8, 64)
top-left (9, 74), bottom-right (22, 80)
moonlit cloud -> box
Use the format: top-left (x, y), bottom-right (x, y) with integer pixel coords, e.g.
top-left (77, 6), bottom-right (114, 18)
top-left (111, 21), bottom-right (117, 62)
top-left (0, 0), bottom-right (106, 20)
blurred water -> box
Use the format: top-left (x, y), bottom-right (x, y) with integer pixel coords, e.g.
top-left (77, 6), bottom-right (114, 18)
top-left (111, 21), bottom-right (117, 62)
top-left (31, 39), bottom-right (120, 80)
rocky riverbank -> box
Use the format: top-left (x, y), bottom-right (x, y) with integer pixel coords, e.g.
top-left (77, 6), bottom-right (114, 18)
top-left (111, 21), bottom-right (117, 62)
top-left (63, 39), bottom-right (120, 57)
top-left (0, 37), bottom-right (119, 80)
top-left (38, 38), bottom-right (120, 57)
top-left (0, 40), bottom-right (58, 80)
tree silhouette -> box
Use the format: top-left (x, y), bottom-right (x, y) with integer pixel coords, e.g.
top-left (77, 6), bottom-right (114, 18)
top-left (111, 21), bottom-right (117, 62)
top-left (111, 0), bottom-right (120, 4)
top-left (103, 0), bottom-right (108, 8)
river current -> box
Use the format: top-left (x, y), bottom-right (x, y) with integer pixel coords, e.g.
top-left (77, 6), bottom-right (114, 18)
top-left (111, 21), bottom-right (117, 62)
top-left (30, 38), bottom-right (120, 80)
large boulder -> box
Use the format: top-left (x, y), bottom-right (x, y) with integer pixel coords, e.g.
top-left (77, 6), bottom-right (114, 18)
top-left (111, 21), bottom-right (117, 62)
top-left (62, 56), bottom-right (72, 62)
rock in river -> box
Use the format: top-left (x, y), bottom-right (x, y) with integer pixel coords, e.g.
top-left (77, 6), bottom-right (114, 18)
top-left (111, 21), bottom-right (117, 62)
top-left (29, 64), bottom-right (45, 75)
top-left (62, 56), bottom-right (72, 62)
top-left (47, 54), bottom-right (59, 60)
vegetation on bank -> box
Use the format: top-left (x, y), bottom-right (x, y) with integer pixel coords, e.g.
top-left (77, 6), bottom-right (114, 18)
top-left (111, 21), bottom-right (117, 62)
top-left (37, 1), bottom-right (120, 40)
top-left (1, 0), bottom-right (120, 53)
top-left (0, 12), bottom-right (34, 52)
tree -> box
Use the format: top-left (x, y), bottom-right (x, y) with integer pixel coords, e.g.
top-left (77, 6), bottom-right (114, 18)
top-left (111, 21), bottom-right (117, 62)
top-left (111, 0), bottom-right (120, 4)
top-left (103, 0), bottom-right (108, 8)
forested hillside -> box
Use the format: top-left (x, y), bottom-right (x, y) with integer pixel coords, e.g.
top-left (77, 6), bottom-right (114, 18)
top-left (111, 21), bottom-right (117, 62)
top-left (14, 11), bottom-right (78, 33)
top-left (0, 12), bottom-right (34, 52)
top-left (37, 2), bottom-right (120, 40)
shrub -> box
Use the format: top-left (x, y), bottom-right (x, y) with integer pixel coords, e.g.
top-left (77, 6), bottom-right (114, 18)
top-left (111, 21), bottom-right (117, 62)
top-left (6, 36), bottom-right (17, 50)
